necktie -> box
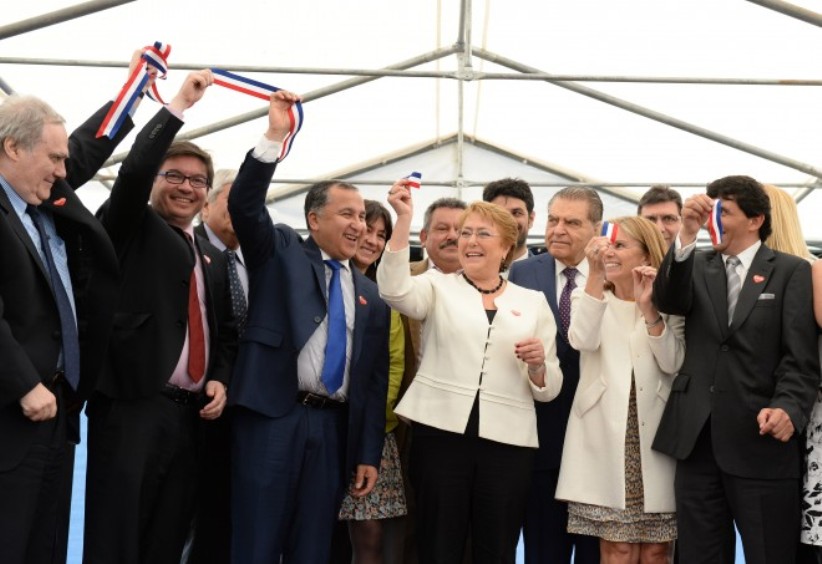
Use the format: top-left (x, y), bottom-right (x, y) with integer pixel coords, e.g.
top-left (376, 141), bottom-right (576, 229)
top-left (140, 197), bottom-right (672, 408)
top-left (27, 205), bottom-right (80, 390)
top-left (187, 236), bottom-right (206, 383)
top-left (321, 260), bottom-right (346, 395)
top-left (224, 249), bottom-right (248, 335)
top-left (726, 255), bottom-right (742, 325)
top-left (559, 267), bottom-right (578, 341)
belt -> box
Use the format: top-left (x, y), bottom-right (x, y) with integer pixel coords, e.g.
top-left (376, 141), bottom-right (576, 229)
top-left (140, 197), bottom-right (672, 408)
top-left (296, 391), bottom-right (346, 409)
top-left (162, 384), bottom-right (200, 406)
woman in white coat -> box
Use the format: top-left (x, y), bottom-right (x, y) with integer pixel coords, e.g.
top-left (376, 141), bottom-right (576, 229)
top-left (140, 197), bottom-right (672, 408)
top-left (378, 178), bottom-right (563, 564)
top-left (555, 216), bottom-right (685, 564)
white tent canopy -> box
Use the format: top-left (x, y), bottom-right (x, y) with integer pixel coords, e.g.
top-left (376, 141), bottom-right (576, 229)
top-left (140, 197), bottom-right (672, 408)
top-left (3, 0), bottom-right (822, 240)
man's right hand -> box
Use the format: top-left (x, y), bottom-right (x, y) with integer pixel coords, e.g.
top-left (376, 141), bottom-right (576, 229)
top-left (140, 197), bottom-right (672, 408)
top-left (679, 194), bottom-right (714, 247)
top-left (20, 383), bottom-right (57, 422)
top-left (265, 90), bottom-right (302, 143)
top-left (168, 69), bottom-right (214, 114)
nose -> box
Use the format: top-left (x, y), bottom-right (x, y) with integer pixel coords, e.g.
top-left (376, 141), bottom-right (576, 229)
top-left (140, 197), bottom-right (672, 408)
top-left (54, 159), bottom-right (67, 180)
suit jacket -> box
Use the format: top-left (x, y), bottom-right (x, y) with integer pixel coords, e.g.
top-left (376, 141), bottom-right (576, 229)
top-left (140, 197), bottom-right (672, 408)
top-left (508, 253), bottom-right (583, 469)
top-left (652, 243), bottom-right (819, 479)
top-left (227, 151), bottom-right (390, 471)
top-left (379, 247), bottom-right (563, 448)
top-left (0, 103), bottom-right (130, 470)
top-left (95, 108), bottom-right (236, 399)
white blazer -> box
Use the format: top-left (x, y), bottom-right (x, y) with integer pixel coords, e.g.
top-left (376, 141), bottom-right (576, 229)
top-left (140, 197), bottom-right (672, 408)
top-left (555, 289), bottom-right (685, 513)
top-left (377, 246), bottom-right (563, 448)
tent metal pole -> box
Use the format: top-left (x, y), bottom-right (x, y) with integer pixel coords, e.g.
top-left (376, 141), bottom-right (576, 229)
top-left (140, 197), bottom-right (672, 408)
top-left (745, 0), bottom-right (822, 27)
top-left (0, 0), bottom-right (134, 40)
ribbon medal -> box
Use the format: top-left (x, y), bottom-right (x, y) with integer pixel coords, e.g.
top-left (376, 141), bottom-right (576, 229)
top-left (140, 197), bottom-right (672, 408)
top-left (405, 171), bottom-right (422, 189)
top-left (707, 200), bottom-right (723, 246)
top-left (601, 221), bottom-right (619, 244)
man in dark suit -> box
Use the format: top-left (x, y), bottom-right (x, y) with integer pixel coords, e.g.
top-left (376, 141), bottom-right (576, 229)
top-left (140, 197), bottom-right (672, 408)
top-left (83, 70), bottom-right (237, 564)
top-left (482, 177), bottom-right (535, 267)
top-left (652, 175), bottom-right (819, 564)
top-left (0, 91), bottom-right (132, 564)
top-left (508, 186), bottom-right (602, 564)
top-left (227, 92), bottom-right (390, 563)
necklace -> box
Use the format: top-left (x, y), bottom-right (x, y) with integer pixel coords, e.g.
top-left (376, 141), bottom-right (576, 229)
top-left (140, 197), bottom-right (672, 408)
top-left (463, 273), bottom-right (504, 295)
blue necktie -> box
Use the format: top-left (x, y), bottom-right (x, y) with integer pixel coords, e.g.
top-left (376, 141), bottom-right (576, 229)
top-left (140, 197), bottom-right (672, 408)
top-left (27, 205), bottom-right (80, 390)
top-left (321, 259), bottom-right (346, 395)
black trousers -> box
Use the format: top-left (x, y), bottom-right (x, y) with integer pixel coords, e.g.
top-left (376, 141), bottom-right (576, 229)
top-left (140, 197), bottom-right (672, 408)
top-left (410, 401), bottom-right (534, 564)
top-left (84, 393), bottom-right (201, 564)
top-left (675, 422), bottom-right (799, 564)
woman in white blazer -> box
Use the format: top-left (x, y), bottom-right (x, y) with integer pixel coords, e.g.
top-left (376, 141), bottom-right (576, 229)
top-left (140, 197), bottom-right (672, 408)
top-left (377, 180), bottom-right (562, 564)
top-left (555, 216), bottom-right (685, 564)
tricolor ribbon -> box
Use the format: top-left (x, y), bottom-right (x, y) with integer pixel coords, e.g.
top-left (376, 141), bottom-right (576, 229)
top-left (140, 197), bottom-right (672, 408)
top-left (405, 171), bottom-right (422, 189)
top-left (211, 68), bottom-right (304, 161)
top-left (96, 42), bottom-right (171, 139)
top-left (601, 221), bottom-right (619, 243)
top-left (707, 199), bottom-right (723, 246)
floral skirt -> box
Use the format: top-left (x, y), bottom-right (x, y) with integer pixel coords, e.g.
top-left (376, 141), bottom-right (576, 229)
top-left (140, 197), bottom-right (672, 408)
top-left (339, 431), bottom-right (408, 521)
top-left (568, 378), bottom-right (677, 543)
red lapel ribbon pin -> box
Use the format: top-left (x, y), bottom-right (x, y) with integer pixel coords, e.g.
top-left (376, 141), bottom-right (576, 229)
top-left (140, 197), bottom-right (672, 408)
top-left (753, 275), bottom-right (765, 284)
top-left (359, 295), bottom-right (367, 305)
top-left (53, 197), bottom-right (66, 207)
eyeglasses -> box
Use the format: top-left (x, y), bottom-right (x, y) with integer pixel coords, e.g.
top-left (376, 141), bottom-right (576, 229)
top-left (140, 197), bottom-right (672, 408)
top-left (459, 229), bottom-right (498, 240)
top-left (642, 214), bottom-right (680, 226)
top-left (157, 170), bottom-right (210, 190)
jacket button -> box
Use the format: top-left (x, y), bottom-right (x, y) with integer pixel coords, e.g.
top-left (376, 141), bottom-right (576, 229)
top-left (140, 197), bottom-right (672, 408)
top-left (314, 316), bottom-right (322, 323)
top-left (720, 345), bottom-right (729, 352)
top-left (710, 385), bottom-right (715, 392)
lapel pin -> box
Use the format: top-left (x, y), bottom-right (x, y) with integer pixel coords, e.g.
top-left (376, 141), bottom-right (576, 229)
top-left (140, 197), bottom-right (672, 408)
top-left (512, 309), bottom-right (521, 316)
top-left (53, 197), bottom-right (66, 207)
top-left (753, 275), bottom-right (765, 284)
top-left (203, 255), bottom-right (212, 265)
top-left (359, 295), bottom-right (367, 305)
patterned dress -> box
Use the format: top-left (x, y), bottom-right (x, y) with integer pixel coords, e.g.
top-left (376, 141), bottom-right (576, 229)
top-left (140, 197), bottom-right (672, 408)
top-left (568, 378), bottom-right (677, 543)
top-left (801, 342), bottom-right (822, 546)
top-left (338, 432), bottom-right (407, 521)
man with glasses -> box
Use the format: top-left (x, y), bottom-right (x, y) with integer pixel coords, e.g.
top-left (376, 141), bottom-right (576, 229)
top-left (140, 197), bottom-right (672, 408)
top-left (638, 185), bottom-right (683, 247)
top-left (84, 70), bottom-right (238, 564)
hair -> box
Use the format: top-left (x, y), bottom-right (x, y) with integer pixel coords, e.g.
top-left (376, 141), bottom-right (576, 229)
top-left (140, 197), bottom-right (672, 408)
top-left (207, 169), bottom-right (238, 204)
top-left (637, 185), bottom-right (683, 215)
top-left (762, 184), bottom-right (813, 260)
top-left (422, 197), bottom-right (467, 232)
top-left (602, 216), bottom-right (667, 293)
top-left (162, 141), bottom-right (215, 189)
top-left (482, 177), bottom-right (535, 213)
top-left (706, 175), bottom-right (771, 242)
top-left (0, 95), bottom-right (65, 154)
top-left (357, 199), bottom-right (394, 281)
top-left (458, 201), bottom-right (519, 270)
top-left (548, 186), bottom-right (603, 223)
top-left (303, 180), bottom-right (359, 225)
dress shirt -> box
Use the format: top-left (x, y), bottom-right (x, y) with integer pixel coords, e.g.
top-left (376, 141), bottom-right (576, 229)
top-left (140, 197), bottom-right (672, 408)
top-left (0, 175), bottom-right (77, 318)
top-left (555, 259), bottom-right (589, 306)
top-left (674, 234), bottom-right (762, 281)
top-left (296, 251), bottom-right (356, 400)
top-left (202, 222), bottom-right (249, 300)
top-left (252, 135), bottom-right (284, 163)
top-left (168, 226), bottom-right (211, 391)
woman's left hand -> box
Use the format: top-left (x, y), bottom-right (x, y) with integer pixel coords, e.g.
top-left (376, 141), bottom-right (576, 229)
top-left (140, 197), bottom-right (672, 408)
top-left (632, 265), bottom-right (657, 313)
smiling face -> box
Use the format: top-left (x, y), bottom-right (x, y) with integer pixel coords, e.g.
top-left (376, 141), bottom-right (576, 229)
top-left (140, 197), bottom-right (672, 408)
top-left (150, 155), bottom-right (209, 229)
top-left (420, 206), bottom-right (463, 273)
top-left (3, 122), bottom-right (69, 205)
top-left (458, 212), bottom-right (512, 281)
top-left (602, 230), bottom-right (650, 297)
top-left (353, 215), bottom-right (387, 272)
top-left (308, 185), bottom-right (366, 260)
top-left (639, 200), bottom-right (681, 246)
top-left (712, 197), bottom-right (764, 256)
top-left (546, 197), bottom-right (598, 266)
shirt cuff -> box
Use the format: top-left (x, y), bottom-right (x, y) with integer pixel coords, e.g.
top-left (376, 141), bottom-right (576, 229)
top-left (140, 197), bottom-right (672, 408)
top-left (674, 236), bottom-right (696, 262)
top-left (252, 135), bottom-right (283, 163)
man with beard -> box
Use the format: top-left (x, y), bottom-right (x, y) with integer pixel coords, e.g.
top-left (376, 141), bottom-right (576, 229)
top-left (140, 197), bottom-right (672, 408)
top-left (483, 177), bottom-right (535, 272)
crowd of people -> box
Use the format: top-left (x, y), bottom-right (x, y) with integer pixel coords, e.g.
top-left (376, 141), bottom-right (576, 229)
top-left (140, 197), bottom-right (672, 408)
top-left (1, 51), bottom-right (822, 564)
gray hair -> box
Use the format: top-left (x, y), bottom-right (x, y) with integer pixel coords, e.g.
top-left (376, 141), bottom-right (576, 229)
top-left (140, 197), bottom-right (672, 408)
top-left (422, 197), bottom-right (467, 232)
top-left (0, 95), bottom-right (65, 154)
top-left (548, 186), bottom-right (603, 224)
top-left (207, 169), bottom-right (238, 204)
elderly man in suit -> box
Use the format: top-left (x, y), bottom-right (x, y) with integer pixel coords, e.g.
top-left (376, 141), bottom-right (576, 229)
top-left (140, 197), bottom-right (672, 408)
top-left (83, 70), bottom-right (237, 564)
top-left (508, 186), bottom-right (602, 564)
top-left (652, 175), bottom-right (819, 564)
top-left (0, 84), bottom-right (134, 563)
top-left (227, 92), bottom-right (390, 563)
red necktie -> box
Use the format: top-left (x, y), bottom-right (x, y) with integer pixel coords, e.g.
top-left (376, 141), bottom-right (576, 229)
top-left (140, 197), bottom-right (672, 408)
top-left (188, 258), bottom-right (206, 383)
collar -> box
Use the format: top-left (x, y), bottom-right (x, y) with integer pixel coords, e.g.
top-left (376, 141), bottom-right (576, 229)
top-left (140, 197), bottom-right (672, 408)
top-left (320, 249), bottom-right (351, 271)
top-left (0, 174), bottom-right (30, 219)
top-left (723, 240), bottom-right (761, 271)
top-left (556, 258), bottom-right (589, 279)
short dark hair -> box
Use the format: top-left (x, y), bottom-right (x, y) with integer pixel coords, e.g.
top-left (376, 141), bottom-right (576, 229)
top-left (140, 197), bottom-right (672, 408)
top-left (482, 178), bottom-right (535, 214)
top-left (548, 186), bottom-right (603, 223)
top-left (162, 141), bottom-right (215, 189)
top-left (360, 199), bottom-right (394, 281)
top-left (706, 175), bottom-right (772, 242)
top-left (422, 197), bottom-right (467, 232)
top-left (637, 185), bottom-right (683, 215)
top-left (303, 180), bottom-right (359, 224)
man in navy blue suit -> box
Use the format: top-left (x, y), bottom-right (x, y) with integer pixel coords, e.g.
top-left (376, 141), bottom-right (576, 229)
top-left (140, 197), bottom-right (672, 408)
top-left (508, 186), bottom-right (602, 564)
top-left (227, 92), bottom-right (390, 563)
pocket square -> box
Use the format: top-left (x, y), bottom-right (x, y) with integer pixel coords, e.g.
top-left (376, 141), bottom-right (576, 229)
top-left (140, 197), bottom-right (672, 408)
top-left (758, 293), bottom-right (775, 300)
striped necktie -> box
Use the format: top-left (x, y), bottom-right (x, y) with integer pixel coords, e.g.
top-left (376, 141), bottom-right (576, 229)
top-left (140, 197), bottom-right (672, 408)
top-left (725, 255), bottom-right (742, 325)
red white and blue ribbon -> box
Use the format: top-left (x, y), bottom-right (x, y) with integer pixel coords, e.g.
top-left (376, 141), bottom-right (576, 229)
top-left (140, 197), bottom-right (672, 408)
top-left (405, 171), bottom-right (422, 189)
top-left (601, 221), bottom-right (619, 244)
top-left (96, 42), bottom-right (171, 139)
top-left (707, 199), bottom-right (723, 246)
top-left (211, 68), bottom-right (304, 161)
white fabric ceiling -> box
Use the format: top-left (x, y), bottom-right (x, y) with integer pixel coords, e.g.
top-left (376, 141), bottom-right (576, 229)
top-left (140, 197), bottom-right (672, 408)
top-left (3, 0), bottom-right (822, 239)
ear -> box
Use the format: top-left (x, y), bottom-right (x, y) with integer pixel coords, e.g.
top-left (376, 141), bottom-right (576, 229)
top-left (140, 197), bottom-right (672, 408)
top-left (419, 229), bottom-right (428, 244)
top-left (748, 214), bottom-right (765, 233)
top-left (307, 210), bottom-right (320, 232)
top-left (3, 137), bottom-right (20, 161)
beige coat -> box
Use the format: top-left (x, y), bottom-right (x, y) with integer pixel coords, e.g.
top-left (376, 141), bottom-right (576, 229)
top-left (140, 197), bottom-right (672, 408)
top-left (555, 290), bottom-right (685, 513)
top-left (377, 246), bottom-right (563, 448)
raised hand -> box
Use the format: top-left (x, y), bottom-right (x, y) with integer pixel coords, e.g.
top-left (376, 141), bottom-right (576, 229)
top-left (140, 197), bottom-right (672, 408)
top-left (680, 194), bottom-right (714, 246)
top-left (266, 90), bottom-right (302, 142)
top-left (583, 235), bottom-right (609, 278)
top-left (386, 178), bottom-right (415, 218)
top-left (168, 69), bottom-right (214, 113)
top-left (632, 265), bottom-right (657, 313)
